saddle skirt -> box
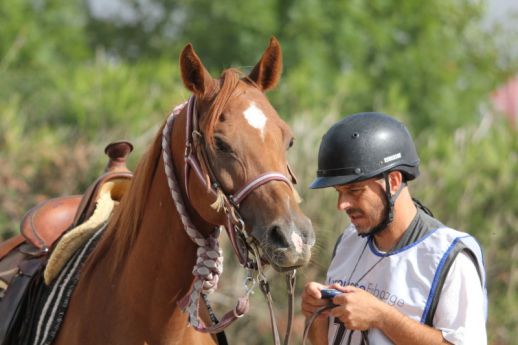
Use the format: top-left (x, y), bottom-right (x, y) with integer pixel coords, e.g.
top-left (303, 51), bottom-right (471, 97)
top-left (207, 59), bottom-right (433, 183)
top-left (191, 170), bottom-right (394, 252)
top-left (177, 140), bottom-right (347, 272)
top-left (33, 224), bottom-right (107, 345)
top-left (44, 179), bottom-right (124, 285)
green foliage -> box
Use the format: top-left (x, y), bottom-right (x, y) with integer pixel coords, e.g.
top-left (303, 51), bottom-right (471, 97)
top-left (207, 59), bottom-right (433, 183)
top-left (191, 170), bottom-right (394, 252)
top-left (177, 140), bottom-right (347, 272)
top-left (279, 0), bottom-right (505, 133)
top-left (1, 0), bottom-right (517, 343)
top-left (0, 0), bottom-right (90, 70)
top-left (85, 0), bottom-right (512, 134)
top-left (416, 117), bottom-right (518, 341)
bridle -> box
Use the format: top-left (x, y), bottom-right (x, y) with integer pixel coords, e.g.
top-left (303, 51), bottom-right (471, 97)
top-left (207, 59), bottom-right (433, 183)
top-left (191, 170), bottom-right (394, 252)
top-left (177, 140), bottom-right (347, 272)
top-left (162, 96), bottom-right (298, 345)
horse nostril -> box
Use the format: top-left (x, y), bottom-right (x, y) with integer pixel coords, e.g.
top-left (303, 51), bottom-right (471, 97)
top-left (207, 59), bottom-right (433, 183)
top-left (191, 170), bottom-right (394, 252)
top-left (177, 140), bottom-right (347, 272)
top-left (269, 225), bottom-right (290, 248)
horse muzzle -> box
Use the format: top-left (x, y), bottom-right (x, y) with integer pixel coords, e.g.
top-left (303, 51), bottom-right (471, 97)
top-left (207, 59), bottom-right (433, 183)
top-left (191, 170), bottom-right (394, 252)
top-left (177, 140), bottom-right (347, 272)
top-left (251, 216), bottom-right (315, 272)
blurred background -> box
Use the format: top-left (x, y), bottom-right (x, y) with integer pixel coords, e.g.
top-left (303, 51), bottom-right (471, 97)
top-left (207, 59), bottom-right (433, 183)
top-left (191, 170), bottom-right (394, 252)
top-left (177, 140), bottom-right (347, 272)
top-left (1, 0), bottom-right (517, 343)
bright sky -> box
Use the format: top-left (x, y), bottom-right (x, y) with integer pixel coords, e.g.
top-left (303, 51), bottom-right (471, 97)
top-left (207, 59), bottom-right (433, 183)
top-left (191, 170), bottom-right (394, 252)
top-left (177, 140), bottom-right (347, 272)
top-left (485, 0), bottom-right (518, 29)
top-left (88, 0), bottom-right (518, 27)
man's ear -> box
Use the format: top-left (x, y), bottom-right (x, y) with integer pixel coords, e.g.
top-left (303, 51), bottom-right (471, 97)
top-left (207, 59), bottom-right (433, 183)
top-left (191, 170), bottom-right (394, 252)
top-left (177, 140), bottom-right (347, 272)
top-left (388, 171), bottom-right (404, 194)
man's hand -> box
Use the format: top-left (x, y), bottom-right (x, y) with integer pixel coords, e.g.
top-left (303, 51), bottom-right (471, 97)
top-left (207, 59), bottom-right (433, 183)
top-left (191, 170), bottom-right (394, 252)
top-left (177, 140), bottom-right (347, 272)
top-left (301, 282), bottom-right (331, 345)
top-left (301, 282), bottom-right (331, 319)
top-left (328, 284), bottom-right (388, 331)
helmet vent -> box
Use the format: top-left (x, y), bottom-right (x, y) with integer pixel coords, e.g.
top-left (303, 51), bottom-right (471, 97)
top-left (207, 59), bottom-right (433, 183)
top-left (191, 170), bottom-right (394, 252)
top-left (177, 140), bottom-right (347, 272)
top-left (352, 132), bottom-right (360, 139)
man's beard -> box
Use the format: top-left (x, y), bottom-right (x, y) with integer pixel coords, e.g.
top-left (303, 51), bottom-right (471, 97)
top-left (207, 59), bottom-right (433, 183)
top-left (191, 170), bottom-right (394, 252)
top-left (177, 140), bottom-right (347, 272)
top-left (354, 200), bottom-right (390, 238)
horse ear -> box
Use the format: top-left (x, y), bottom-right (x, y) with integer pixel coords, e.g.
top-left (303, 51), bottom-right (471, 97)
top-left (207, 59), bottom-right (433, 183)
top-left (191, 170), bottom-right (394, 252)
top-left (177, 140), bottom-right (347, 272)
top-left (248, 37), bottom-right (282, 91)
top-left (180, 43), bottom-right (215, 97)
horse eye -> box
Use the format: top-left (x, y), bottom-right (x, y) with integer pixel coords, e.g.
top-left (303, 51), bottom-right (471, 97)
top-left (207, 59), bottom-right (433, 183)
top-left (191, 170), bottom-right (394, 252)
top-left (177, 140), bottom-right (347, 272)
top-left (214, 136), bottom-right (232, 153)
top-left (288, 138), bottom-right (294, 150)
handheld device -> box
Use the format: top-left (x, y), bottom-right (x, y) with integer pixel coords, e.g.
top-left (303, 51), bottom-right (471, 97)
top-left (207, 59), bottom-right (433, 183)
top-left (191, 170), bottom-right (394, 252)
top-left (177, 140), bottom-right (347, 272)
top-left (320, 289), bottom-right (342, 299)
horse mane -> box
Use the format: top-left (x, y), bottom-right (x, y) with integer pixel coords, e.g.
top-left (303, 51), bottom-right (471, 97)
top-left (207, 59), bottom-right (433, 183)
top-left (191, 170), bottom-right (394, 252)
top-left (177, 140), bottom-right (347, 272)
top-left (85, 125), bottom-right (164, 275)
top-left (86, 68), bottom-right (249, 275)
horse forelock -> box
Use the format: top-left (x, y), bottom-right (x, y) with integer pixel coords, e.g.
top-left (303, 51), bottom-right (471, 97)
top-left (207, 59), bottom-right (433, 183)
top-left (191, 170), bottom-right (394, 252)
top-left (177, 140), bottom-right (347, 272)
top-left (201, 68), bottom-right (262, 148)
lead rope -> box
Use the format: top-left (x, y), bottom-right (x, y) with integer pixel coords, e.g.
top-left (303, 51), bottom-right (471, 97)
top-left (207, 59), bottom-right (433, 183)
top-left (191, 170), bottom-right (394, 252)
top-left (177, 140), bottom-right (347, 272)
top-left (284, 270), bottom-right (296, 345)
top-left (162, 106), bottom-right (228, 330)
top-left (251, 243), bottom-right (295, 345)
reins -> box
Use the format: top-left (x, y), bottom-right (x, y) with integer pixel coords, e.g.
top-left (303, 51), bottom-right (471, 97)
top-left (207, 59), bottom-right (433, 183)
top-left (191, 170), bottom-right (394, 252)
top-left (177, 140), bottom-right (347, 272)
top-left (162, 96), bottom-right (297, 345)
top-left (302, 306), bottom-right (369, 345)
top-left (302, 240), bottom-right (383, 345)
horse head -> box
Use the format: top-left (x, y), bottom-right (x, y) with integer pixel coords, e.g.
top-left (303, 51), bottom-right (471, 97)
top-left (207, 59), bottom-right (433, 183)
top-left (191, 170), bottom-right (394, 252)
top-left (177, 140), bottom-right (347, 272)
top-left (178, 37), bottom-right (315, 272)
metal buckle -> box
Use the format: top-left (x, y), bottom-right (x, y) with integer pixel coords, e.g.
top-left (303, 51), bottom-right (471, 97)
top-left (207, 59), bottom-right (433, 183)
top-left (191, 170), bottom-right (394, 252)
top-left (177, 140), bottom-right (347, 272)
top-left (184, 142), bottom-right (192, 157)
top-left (243, 273), bottom-right (257, 297)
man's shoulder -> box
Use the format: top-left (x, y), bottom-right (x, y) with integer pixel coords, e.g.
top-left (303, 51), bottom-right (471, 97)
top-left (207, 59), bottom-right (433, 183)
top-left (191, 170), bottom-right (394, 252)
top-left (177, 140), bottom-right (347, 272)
top-left (418, 210), bottom-right (479, 243)
top-left (418, 209), bottom-right (444, 230)
top-left (432, 226), bottom-right (480, 244)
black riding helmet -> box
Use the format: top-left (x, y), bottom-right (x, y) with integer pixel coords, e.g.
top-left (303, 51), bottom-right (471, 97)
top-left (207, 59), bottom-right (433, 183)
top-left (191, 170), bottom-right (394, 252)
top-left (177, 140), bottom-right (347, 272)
top-left (310, 112), bottom-right (421, 237)
top-left (310, 112), bottom-right (419, 189)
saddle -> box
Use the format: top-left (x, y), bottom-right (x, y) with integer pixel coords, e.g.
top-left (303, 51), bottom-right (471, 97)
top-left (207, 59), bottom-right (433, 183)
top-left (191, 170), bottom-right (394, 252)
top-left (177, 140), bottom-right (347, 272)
top-left (0, 141), bottom-right (134, 345)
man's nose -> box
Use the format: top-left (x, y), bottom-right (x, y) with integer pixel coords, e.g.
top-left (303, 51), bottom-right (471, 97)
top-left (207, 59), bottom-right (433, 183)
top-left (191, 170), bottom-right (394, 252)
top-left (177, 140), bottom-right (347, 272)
top-left (336, 191), bottom-right (351, 211)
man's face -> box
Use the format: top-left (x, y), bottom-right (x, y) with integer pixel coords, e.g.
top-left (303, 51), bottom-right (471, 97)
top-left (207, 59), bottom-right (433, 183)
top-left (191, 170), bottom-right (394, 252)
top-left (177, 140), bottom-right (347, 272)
top-left (334, 177), bottom-right (388, 235)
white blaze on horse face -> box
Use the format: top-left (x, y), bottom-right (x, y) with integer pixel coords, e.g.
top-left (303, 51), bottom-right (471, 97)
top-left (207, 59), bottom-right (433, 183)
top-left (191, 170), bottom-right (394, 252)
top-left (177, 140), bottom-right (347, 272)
top-left (291, 232), bottom-right (304, 254)
top-left (243, 102), bottom-right (267, 141)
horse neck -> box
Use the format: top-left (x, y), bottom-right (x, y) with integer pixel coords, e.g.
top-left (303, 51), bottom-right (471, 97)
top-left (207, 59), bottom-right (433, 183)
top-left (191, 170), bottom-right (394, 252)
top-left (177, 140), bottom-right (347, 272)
top-left (80, 108), bottom-right (211, 308)
top-left (62, 109), bottom-right (218, 343)
top-left (114, 109), bottom-right (215, 303)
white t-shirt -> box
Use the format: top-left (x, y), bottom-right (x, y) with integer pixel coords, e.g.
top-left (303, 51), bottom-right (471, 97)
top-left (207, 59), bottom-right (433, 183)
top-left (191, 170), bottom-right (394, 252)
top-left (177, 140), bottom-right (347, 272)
top-left (326, 226), bottom-right (487, 345)
top-left (434, 252), bottom-right (487, 344)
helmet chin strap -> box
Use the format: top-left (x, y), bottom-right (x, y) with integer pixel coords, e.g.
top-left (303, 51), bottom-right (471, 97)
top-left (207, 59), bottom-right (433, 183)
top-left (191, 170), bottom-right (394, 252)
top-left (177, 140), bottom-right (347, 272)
top-left (358, 173), bottom-right (406, 238)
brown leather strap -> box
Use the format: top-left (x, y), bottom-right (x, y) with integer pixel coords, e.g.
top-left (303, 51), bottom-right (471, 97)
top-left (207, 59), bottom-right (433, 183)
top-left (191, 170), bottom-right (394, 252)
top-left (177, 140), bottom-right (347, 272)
top-left (259, 280), bottom-right (281, 345)
top-left (0, 235), bottom-right (25, 261)
top-left (284, 271), bottom-right (296, 345)
top-left (230, 173), bottom-right (292, 206)
top-left (258, 272), bottom-right (297, 345)
top-left (0, 256), bottom-right (45, 344)
top-left (192, 296), bottom-right (250, 334)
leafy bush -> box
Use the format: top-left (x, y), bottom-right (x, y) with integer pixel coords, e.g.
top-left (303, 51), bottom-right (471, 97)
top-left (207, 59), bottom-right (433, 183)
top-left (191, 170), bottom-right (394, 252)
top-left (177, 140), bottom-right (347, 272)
top-left (1, 0), bottom-right (517, 343)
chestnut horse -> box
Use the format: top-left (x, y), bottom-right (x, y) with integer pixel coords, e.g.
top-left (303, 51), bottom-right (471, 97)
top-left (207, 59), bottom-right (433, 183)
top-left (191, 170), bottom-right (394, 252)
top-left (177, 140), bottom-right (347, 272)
top-left (46, 38), bottom-right (314, 344)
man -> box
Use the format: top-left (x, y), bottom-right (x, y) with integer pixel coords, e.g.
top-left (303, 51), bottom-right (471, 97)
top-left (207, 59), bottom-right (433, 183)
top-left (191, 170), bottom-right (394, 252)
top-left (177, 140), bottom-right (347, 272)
top-left (301, 112), bottom-right (487, 345)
